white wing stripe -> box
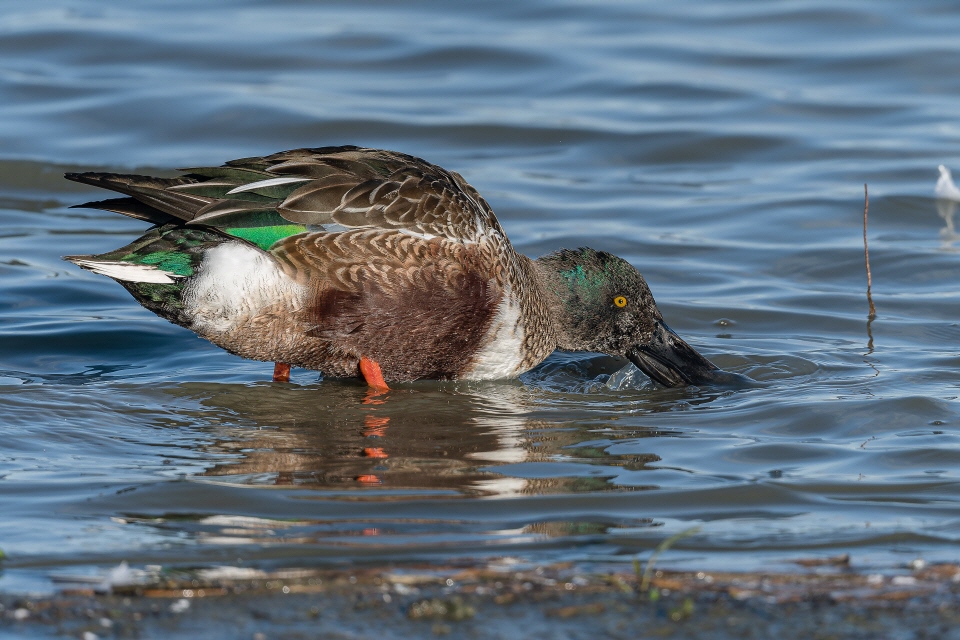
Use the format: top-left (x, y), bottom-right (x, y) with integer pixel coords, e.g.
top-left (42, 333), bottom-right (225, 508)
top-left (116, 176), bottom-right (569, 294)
top-left (226, 176), bottom-right (312, 194)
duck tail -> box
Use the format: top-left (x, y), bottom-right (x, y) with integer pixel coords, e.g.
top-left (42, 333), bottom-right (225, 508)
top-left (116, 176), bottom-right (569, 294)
top-left (65, 255), bottom-right (185, 284)
top-left (64, 224), bottom-right (233, 328)
top-left (68, 195), bottom-right (178, 225)
top-left (64, 171), bottom-right (204, 223)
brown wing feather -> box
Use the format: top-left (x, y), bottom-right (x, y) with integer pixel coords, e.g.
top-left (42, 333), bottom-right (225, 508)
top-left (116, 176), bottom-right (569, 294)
top-left (272, 230), bottom-right (504, 381)
top-left (66, 146), bottom-right (506, 246)
top-left (260, 147), bottom-right (506, 243)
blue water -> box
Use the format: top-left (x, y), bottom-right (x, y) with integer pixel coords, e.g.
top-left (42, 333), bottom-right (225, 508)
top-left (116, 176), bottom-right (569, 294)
top-left (2, 0), bottom-right (960, 594)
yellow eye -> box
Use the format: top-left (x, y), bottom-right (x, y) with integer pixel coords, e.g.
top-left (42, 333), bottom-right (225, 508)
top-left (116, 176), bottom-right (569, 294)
top-left (613, 296), bottom-right (627, 308)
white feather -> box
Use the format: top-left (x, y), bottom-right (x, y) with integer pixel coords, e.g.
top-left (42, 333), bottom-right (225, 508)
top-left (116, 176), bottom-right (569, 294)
top-left (308, 223), bottom-right (352, 233)
top-left (226, 176), bottom-right (312, 195)
top-left (71, 259), bottom-right (182, 284)
top-left (183, 242), bottom-right (305, 334)
top-left (462, 294), bottom-right (528, 380)
top-left (397, 228), bottom-right (439, 241)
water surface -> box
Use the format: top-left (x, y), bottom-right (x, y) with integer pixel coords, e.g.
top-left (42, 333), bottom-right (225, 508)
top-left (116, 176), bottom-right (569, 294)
top-left (2, 0), bottom-right (960, 593)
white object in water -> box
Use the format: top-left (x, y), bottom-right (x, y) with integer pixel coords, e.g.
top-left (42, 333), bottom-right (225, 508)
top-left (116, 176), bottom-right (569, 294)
top-left (935, 165), bottom-right (960, 201)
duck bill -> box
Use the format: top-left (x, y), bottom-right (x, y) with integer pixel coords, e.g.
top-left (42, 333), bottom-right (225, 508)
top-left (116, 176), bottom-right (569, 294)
top-left (627, 321), bottom-right (721, 387)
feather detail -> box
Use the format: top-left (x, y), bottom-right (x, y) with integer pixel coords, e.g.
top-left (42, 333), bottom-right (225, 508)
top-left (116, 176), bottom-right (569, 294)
top-left (226, 176), bottom-right (312, 194)
top-left (66, 257), bottom-right (183, 284)
top-left (64, 146), bottom-right (508, 246)
top-left (69, 197), bottom-right (178, 225)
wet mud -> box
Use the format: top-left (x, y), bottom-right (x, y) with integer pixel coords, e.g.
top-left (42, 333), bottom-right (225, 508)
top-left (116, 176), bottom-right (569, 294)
top-left (4, 560), bottom-right (960, 639)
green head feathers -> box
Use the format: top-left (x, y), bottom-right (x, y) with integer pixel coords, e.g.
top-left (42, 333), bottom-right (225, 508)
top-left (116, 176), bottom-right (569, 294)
top-left (536, 247), bottom-right (661, 354)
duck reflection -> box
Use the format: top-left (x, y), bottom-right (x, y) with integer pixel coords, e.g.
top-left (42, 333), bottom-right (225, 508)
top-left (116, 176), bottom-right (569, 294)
top-left (174, 379), bottom-right (664, 499)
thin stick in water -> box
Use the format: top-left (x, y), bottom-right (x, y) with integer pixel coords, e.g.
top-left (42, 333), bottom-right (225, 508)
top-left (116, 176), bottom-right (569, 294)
top-left (863, 184), bottom-right (876, 319)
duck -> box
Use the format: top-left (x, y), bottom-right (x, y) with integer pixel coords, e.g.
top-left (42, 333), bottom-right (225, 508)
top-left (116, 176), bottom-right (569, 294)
top-left (64, 145), bottom-right (734, 389)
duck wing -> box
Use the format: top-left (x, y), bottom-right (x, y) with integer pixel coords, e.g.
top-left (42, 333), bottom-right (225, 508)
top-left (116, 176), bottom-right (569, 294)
top-left (199, 146), bottom-right (507, 244)
top-left (66, 145), bottom-right (507, 250)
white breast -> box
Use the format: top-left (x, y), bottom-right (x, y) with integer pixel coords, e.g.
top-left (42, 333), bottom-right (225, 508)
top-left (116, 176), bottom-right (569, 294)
top-left (183, 242), bottom-right (305, 335)
top-left (461, 294), bottom-right (529, 380)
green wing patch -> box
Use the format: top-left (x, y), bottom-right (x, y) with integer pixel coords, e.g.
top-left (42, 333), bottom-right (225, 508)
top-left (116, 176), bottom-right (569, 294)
top-left (224, 224), bottom-right (306, 250)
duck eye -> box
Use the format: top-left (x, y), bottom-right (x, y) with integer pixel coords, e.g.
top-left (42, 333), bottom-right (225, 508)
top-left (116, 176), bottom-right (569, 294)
top-left (613, 296), bottom-right (628, 308)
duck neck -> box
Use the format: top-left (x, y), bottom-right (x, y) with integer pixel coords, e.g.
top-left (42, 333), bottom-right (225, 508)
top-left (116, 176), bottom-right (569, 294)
top-left (528, 256), bottom-right (583, 352)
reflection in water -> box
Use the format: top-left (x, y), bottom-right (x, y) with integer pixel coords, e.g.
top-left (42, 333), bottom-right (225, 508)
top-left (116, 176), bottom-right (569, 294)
top-left (183, 380), bottom-right (664, 500)
top-left (935, 199), bottom-right (960, 250)
top-left (133, 379), bottom-right (674, 547)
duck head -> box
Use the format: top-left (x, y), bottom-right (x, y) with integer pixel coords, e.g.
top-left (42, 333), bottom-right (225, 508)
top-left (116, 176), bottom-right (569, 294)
top-left (535, 248), bottom-right (730, 387)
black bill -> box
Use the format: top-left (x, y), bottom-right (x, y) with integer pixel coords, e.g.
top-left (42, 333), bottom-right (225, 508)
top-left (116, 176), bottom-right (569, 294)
top-left (627, 320), bottom-right (737, 387)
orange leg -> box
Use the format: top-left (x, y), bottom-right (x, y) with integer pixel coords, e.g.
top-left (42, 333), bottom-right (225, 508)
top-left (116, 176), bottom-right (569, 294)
top-left (359, 357), bottom-right (389, 392)
top-left (272, 362), bottom-right (291, 383)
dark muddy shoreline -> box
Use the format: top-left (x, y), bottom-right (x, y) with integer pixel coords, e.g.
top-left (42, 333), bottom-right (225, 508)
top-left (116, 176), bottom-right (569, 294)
top-left (4, 560), bottom-right (960, 639)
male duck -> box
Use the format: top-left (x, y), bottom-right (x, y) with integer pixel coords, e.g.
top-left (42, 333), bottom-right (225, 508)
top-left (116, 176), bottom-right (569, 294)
top-left (65, 145), bottom-right (732, 388)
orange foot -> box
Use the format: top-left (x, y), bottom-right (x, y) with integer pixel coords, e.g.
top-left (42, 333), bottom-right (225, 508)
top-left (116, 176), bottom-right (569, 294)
top-left (359, 357), bottom-right (389, 392)
top-left (273, 362), bottom-right (291, 383)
